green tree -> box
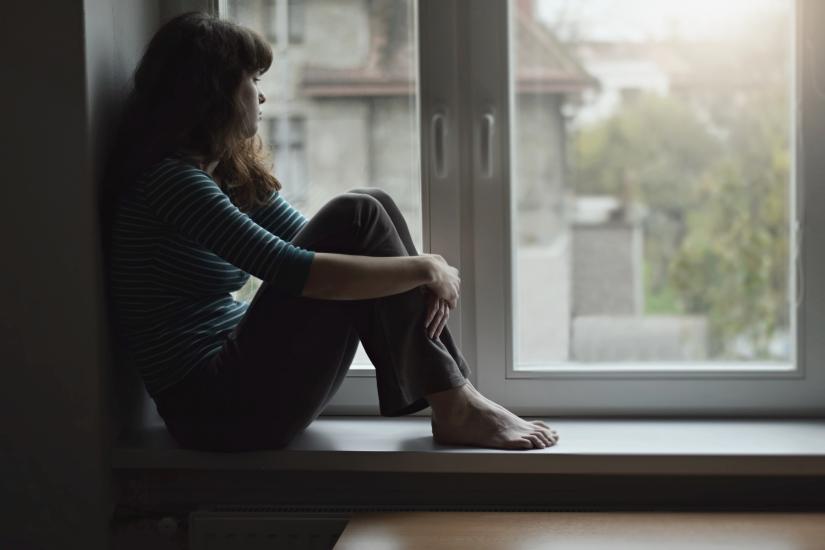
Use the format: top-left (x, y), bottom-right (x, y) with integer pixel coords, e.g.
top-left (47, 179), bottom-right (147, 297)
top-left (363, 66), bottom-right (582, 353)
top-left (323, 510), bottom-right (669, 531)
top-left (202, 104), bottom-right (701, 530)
top-left (571, 89), bottom-right (790, 359)
top-left (670, 91), bottom-right (789, 358)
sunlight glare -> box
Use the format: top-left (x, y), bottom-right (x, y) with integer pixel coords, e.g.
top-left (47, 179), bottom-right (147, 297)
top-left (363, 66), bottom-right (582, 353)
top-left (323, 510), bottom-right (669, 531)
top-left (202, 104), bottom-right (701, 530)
top-left (537, 0), bottom-right (789, 42)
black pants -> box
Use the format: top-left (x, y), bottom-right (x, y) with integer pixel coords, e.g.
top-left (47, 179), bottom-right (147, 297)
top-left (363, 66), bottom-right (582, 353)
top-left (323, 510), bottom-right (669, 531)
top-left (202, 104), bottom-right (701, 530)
top-left (154, 188), bottom-right (471, 451)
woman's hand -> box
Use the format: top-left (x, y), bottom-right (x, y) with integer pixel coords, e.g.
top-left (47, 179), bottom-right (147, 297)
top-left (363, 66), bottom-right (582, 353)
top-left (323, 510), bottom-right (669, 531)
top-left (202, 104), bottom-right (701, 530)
top-left (421, 253), bottom-right (460, 309)
top-left (420, 253), bottom-right (459, 339)
top-left (424, 288), bottom-right (451, 340)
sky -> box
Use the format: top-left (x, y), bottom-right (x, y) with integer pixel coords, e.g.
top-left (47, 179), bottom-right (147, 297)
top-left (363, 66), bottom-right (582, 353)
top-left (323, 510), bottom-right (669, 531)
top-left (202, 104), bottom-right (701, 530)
top-left (535, 0), bottom-right (791, 42)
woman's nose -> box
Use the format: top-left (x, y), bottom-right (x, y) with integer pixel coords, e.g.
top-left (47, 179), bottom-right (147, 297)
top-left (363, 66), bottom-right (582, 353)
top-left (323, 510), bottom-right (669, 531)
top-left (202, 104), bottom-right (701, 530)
top-left (258, 92), bottom-right (266, 104)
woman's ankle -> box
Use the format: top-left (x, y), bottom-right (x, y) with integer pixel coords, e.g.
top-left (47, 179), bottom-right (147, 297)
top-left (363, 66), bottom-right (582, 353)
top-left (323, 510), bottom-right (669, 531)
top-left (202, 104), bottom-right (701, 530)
top-left (425, 380), bottom-right (470, 420)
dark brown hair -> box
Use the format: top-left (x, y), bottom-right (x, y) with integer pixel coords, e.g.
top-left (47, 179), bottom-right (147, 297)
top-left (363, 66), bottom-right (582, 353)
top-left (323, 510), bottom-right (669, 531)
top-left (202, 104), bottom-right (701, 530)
top-left (103, 11), bottom-right (280, 217)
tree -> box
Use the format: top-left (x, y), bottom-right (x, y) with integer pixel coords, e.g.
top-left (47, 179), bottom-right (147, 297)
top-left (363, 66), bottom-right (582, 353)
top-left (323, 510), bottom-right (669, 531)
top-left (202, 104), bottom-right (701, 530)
top-left (571, 88), bottom-right (790, 359)
top-left (670, 91), bottom-right (789, 358)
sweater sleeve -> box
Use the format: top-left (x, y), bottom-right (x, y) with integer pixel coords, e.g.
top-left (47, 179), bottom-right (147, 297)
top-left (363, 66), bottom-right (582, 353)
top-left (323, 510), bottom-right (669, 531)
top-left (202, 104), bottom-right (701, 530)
top-left (141, 160), bottom-right (315, 296)
top-left (248, 191), bottom-right (309, 243)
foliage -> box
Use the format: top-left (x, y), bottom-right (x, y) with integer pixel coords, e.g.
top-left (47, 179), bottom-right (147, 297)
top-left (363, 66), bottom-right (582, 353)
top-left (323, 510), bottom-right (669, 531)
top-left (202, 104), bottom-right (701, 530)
top-left (571, 90), bottom-right (790, 359)
top-left (670, 91), bottom-right (790, 358)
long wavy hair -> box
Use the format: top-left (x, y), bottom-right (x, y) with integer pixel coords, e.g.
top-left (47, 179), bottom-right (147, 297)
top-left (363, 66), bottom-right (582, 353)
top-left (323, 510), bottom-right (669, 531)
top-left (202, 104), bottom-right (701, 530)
top-left (102, 11), bottom-right (280, 225)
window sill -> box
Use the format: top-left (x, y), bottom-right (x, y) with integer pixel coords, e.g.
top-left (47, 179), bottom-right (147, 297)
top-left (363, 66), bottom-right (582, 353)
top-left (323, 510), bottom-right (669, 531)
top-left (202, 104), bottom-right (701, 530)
top-left (112, 417), bottom-right (825, 476)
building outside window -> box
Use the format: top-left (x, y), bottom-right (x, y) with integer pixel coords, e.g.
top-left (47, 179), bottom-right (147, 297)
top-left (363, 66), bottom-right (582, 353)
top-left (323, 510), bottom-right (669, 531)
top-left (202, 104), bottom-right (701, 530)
top-left (263, 0), bottom-right (305, 44)
top-left (266, 115), bottom-right (308, 206)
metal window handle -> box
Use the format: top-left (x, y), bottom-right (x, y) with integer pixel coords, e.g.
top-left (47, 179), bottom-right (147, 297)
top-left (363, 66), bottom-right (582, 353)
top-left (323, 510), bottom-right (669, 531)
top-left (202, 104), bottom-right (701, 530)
top-left (430, 112), bottom-right (447, 178)
top-left (480, 111), bottom-right (495, 178)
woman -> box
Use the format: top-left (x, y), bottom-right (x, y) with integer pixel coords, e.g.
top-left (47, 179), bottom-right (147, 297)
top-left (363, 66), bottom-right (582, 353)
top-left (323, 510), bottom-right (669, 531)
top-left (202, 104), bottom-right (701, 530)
top-left (104, 11), bottom-right (558, 452)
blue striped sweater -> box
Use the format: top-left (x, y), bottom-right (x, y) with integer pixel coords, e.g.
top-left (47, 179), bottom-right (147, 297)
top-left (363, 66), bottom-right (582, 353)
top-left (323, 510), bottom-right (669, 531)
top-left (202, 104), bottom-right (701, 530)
top-left (109, 157), bottom-right (315, 397)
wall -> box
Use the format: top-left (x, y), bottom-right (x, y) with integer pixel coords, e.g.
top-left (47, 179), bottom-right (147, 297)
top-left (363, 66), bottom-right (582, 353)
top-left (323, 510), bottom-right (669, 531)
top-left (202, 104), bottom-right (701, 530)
top-left (0, 1), bottom-right (159, 548)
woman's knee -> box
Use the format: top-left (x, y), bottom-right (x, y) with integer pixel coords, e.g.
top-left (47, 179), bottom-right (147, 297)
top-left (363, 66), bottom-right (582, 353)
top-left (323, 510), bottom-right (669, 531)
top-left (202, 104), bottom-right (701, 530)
top-left (326, 191), bottom-right (383, 215)
top-left (326, 192), bottom-right (391, 229)
top-left (347, 188), bottom-right (402, 219)
top-left (348, 187), bottom-right (392, 205)
top-left (307, 193), bottom-right (395, 253)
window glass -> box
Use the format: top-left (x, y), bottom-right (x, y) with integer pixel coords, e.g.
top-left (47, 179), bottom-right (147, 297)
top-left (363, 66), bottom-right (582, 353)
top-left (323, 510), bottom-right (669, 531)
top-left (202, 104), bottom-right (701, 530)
top-left (511, 0), bottom-right (793, 366)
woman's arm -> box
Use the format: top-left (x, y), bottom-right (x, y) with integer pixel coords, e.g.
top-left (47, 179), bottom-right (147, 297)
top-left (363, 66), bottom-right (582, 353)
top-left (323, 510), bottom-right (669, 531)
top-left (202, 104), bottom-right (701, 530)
top-left (143, 160), bottom-right (315, 297)
top-left (301, 253), bottom-right (434, 301)
top-left (248, 191), bottom-right (307, 242)
top-left (247, 193), bottom-right (436, 301)
top-left (143, 161), bottom-right (458, 302)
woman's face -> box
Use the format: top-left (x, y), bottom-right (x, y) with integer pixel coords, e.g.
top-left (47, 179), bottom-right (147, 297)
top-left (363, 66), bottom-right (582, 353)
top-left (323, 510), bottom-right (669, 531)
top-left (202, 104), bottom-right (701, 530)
top-left (238, 70), bottom-right (266, 138)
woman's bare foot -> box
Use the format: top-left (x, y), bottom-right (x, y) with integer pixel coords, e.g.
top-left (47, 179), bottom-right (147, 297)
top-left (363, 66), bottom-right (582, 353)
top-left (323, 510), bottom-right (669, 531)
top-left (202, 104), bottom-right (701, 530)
top-left (426, 380), bottom-right (559, 450)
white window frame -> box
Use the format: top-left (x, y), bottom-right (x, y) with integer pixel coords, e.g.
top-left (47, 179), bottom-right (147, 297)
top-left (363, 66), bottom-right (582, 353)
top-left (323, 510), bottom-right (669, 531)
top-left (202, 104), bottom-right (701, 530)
top-left (215, 0), bottom-right (825, 417)
top-left (468, 0), bottom-right (825, 417)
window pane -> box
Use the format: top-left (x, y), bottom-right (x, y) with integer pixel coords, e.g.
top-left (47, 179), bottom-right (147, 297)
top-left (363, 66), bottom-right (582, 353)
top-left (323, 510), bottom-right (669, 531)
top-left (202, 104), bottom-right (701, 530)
top-left (511, 0), bottom-right (793, 366)
top-left (227, 0), bottom-right (421, 368)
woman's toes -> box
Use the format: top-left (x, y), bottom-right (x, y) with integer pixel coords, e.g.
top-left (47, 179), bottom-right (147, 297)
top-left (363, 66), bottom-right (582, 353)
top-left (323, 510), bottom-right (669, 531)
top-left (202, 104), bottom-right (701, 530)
top-left (514, 438), bottom-right (533, 450)
top-left (528, 421), bottom-right (558, 441)
top-left (525, 434), bottom-right (545, 449)
top-left (536, 430), bottom-right (554, 447)
top-left (539, 431), bottom-right (555, 446)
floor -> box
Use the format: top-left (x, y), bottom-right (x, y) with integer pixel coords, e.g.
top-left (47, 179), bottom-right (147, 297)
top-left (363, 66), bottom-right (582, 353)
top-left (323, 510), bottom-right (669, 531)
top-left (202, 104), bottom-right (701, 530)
top-left (333, 511), bottom-right (825, 549)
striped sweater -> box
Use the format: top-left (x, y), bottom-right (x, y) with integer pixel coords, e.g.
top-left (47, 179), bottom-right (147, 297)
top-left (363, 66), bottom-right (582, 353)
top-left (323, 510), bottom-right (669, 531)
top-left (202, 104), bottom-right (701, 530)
top-left (109, 157), bottom-right (315, 397)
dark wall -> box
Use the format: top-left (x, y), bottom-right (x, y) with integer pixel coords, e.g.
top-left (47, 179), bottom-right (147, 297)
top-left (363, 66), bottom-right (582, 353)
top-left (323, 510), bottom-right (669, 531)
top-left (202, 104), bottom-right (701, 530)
top-left (0, 1), bottom-right (159, 548)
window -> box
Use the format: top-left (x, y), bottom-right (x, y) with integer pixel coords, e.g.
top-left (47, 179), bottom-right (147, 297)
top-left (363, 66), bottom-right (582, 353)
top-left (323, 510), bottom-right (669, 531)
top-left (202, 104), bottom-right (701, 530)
top-left (511, 1), bottom-right (794, 368)
top-left (267, 115), bottom-right (308, 206)
top-left (476, 0), bottom-right (812, 416)
top-left (222, 0), bottom-right (825, 416)
top-left (263, 0), bottom-right (305, 44)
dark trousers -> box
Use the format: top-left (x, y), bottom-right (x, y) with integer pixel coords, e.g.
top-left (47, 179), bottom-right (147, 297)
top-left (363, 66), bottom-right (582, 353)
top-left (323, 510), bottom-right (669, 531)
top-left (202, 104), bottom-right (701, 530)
top-left (154, 188), bottom-right (471, 451)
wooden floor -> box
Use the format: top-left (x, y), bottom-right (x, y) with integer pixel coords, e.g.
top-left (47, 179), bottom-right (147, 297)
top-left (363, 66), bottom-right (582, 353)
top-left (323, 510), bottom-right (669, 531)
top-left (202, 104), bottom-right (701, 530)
top-left (334, 511), bottom-right (825, 549)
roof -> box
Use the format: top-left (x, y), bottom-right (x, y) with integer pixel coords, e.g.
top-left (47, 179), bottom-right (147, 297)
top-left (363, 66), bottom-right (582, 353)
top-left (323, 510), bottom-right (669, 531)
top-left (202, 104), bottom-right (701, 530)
top-left (301, 2), bottom-right (595, 98)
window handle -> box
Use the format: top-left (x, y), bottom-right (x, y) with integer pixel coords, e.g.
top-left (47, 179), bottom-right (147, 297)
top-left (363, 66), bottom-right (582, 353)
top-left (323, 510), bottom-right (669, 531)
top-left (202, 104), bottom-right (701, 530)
top-left (430, 111), bottom-right (448, 179)
top-left (480, 110), bottom-right (496, 178)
